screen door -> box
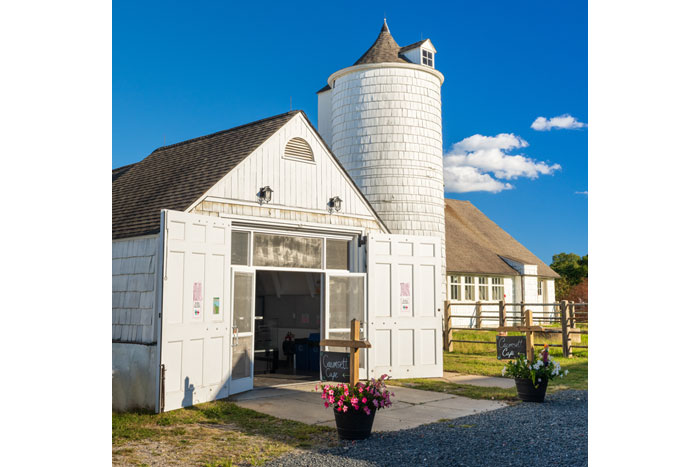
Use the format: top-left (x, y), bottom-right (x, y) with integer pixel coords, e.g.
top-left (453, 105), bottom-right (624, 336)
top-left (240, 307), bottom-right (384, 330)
top-left (230, 267), bottom-right (255, 395)
top-left (323, 272), bottom-right (367, 379)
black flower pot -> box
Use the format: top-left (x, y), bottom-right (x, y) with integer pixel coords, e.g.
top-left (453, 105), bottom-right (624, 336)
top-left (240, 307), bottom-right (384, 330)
top-left (333, 408), bottom-right (377, 440)
top-left (514, 378), bottom-right (548, 402)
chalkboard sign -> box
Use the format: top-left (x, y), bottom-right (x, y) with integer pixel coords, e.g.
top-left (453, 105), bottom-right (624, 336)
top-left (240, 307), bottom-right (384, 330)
top-left (496, 336), bottom-right (526, 360)
top-left (320, 351), bottom-right (350, 382)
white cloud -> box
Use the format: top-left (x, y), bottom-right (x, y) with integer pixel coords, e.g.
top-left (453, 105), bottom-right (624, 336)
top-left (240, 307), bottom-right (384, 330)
top-left (444, 166), bottom-right (513, 193)
top-left (443, 133), bottom-right (561, 193)
top-left (575, 191), bottom-right (588, 195)
top-left (531, 114), bottom-right (587, 131)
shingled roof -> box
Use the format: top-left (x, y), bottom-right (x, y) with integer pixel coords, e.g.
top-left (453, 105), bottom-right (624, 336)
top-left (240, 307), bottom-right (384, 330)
top-left (445, 199), bottom-right (560, 279)
top-left (353, 20), bottom-right (411, 66)
top-left (112, 111), bottom-right (298, 240)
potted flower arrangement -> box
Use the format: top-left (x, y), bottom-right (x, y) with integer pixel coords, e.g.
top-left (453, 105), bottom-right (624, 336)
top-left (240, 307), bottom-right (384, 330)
top-left (502, 345), bottom-right (569, 402)
top-left (317, 375), bottom-right (394, 440)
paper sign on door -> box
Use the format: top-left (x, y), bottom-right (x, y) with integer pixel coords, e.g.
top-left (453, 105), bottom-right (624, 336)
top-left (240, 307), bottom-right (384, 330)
top-left (193, 282), bottom-right (203, 318)
top-left (400, 282), bottom-right (411, 315)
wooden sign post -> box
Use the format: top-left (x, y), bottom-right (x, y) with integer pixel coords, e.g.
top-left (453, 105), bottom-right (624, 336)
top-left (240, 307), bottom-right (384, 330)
top-left (495, 309), bottom-right (544, 362)
top-left (319, 319), bottom-right (371, 387)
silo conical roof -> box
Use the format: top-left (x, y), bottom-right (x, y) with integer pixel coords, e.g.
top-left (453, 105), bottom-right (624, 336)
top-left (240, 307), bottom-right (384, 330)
top-left (353, 20), bottom-right (410, 65)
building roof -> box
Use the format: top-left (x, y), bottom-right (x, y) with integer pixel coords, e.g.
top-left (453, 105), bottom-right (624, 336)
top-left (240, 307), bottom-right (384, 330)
top-left (112, 163), bottom-right (136, 182)
top-left (112, 112), bottom-right (298, 240)
top-left (445, 198), bottom-right (560, 278)
top-left (399, 39), bottom-right (428, 53)
top-left (113, 110), bottom-right (390, 240)
top-left (353, 20), bottom-right (411, 66)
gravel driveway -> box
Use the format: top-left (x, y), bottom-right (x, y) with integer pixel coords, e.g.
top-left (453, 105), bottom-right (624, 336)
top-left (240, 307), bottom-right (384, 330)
top-left (265, 390), bottom-right (587, 467)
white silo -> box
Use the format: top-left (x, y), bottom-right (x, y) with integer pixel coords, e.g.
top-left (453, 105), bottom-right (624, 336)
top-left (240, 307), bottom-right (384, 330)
top-left (317, 20), bottom-right (446, 296)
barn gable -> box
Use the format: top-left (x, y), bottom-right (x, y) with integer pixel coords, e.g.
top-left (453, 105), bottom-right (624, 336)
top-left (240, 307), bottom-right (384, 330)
top-left (188, 112), bottom-right (389, 232)
top-left (112, 110), bottom-right (388, 240)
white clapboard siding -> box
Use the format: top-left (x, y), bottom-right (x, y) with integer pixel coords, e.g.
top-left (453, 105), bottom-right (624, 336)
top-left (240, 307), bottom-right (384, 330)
top-left (200, 113), bottom-right (379, 223)
top-left (112, 236), bottom-right (159, 344)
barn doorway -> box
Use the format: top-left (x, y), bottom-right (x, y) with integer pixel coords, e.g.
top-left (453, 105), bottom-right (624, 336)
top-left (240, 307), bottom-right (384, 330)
top-left (253, 270), bottom-right (322, 387)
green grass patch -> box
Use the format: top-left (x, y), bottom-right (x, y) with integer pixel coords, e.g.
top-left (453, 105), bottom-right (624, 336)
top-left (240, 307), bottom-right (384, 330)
top-left (112, 399), bottom-right (335, 466)
top-left (389, 327), bottom-right (587, 400)
top-left (447, 328), bottom-right (588, 391)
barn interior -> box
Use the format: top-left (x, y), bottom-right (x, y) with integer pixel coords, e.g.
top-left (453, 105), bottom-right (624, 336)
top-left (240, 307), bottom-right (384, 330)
top-left (253, 270), bottom-right (322, 387)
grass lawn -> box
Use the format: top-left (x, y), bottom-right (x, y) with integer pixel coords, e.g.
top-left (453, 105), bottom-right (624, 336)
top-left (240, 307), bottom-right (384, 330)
top-left (390, 327), bottom-right (587, 400)
top-left (112, 399), bottom-right (335, 466)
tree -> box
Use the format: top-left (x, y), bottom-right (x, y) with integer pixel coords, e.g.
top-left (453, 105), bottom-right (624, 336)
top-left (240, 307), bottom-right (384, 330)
top-left (550, 253), bottom-right (588, 300)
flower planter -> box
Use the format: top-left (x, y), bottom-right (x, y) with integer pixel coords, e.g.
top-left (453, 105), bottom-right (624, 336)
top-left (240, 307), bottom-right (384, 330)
top-left (333, 408), bottom-right (377, 440)
top-left (514, 378), bottom-right (548, 402)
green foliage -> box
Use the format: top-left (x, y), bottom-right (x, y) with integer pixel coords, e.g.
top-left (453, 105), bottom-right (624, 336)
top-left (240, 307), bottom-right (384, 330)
top-left (501, 351), bottom-right (568, 387)
top-left (550, 252), bottom-right (588, 300)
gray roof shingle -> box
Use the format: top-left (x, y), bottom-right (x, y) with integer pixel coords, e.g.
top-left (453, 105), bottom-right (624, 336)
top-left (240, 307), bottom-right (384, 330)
top-left (112, 111), bottom-right (297, 240)
top-left (445, 198), bottom-right (560, 278)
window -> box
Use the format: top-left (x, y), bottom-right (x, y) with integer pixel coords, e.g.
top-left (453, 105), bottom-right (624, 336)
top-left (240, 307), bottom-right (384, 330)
top-left (492, 277), bottom-right (504, 302)
top-left (422, 49), bottom-right (434, 67)
top-left (449, 275), bottom-right (461, 300)
top-left (326, 239), bottom-right (350, 270)
top-left (478, 277), bottom-right (489, 301)
top-left (231, 231), bottom-right (250, 265)
top-left (463, 276), bottom-right (475, 301)
top-left (253, 233), bottom-right (322, 268)
top-left (538, 279), bottom-right (543, 296)
top-left (284, 137), bottom-right (314, 162)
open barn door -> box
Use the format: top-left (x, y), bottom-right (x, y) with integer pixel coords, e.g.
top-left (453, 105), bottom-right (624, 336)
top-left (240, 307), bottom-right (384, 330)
top-left (159, 210), bottom-right (232, 411)
top-left (367, 233), bottom-right (442, 379)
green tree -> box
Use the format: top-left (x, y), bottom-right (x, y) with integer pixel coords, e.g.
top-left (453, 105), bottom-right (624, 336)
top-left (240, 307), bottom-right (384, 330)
top-left (550, 253), bottom-right (588, 300)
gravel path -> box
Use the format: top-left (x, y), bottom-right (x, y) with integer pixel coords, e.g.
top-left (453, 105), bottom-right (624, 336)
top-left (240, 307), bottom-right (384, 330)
top-left (266, 390), bottom-right (587, 467)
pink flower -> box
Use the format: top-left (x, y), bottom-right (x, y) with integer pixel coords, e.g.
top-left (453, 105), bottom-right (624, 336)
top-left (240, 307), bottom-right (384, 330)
top-left (329, 396), bottom-right (335, 404)
top-left (362, 397), bottom-right (367, 404)
top-left (324, 402), bottom-right (329, 408)
top-left (343, 405), bottom-right (348, 412)
top-left (329, 389), bottom-right (334, 396)
top-left (337, 406), bottom-right (342, 412)
top-left (364, 406), bottom-right (371, 415)
top-left (373, 399), bottom-right (379, 407)
top-left (358, 387), bottom-right (363, 394)
top-left (350, 397), bottom-right (358, 405)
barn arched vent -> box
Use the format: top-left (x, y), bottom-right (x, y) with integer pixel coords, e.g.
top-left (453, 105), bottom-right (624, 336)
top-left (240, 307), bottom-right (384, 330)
top-left (284, 137), bottom-right (314, 162)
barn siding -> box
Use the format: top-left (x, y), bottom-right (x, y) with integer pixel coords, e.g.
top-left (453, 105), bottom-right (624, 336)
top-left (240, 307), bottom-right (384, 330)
top-left (198, 113), bottom-right (384, 228)
top-left (112, 235), bottom-right (159, 344)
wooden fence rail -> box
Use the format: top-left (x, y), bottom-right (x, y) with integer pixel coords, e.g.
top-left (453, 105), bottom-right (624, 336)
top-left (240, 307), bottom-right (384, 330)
top-left (443, 299), bottom-right (588, 357)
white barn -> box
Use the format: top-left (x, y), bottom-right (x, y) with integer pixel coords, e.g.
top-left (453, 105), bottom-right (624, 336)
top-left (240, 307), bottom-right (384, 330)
top-left (112, 20), bottom-right (558, 412)
top-left (113, 111), bottom-right (443, 412)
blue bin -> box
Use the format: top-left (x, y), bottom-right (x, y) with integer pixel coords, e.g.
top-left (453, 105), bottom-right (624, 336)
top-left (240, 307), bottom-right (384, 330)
top-left (308, 342), bottom-right (320, 372)
top-left (294, 339), bottom-right (309, 371)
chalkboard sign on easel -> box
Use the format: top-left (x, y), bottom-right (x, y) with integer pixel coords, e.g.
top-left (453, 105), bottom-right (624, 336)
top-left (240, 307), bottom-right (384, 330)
top-left (320, 351), bottom-right (350, 382)
top-left (496, 336), bottom-right (527, 360)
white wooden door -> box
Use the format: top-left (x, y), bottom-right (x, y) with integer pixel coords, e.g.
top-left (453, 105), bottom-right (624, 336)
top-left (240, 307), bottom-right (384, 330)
top-left (160, 210), bottom-right (232, 411)
top-left (323, 272), bottom-right (367, 380)
top-left (367, 233), bottom-right (442, 379)
top-left (229, 267), bottom-right (255, 394)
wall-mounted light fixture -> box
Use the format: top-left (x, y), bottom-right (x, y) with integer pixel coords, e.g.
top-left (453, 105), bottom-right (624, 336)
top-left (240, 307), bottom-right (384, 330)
top-left (257, 186), bottom-right (273, 205)
top-left (328, 196), bottom-right (342, 214)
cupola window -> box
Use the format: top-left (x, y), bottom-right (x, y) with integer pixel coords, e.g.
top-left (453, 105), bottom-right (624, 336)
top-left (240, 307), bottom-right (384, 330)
top-left (284, 137), bottom-right (314, 162)
top-left (422, 49), bottom-right (434, 67)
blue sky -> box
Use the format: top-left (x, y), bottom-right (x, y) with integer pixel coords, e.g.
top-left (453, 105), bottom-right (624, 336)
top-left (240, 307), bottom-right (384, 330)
top-left (113, 0), bottom-right (587, 264)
